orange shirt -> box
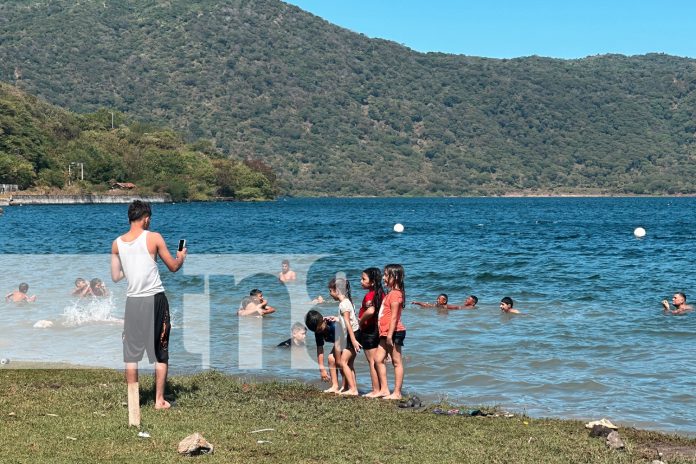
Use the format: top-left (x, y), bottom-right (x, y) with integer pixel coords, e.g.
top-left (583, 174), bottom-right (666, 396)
top-left (378, 289), bottom-right (406, 336)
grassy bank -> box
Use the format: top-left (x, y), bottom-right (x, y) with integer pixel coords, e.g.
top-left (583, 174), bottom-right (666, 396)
top-left (1, 368), bottom-right (694, 463)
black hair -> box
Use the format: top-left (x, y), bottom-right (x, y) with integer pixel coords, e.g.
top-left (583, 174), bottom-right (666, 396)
top-left (250, 289), bottom-right (262, 296)
top-left (383, 264), bottom-right (405, 309)
top-left (362, 267), bottom-right (385, 313)
top-left (305, 310), bottom-right (323, 332)
top-left (18, 282), bottom-right (28, 293)
top-left (128, 200), bottom-right (151, 223)
top-left (328, 276), bottom-right (352, 304)
top-left (501, 296), bottom-right (514, 306)
top-left (470, 295), bottom-right (479, 305)
top-left (677, 292), bottom-right (687, 300)
top-left (438, 293), bottom-right (449, 303)
top-left (75, 278), bottom-right (86, 286)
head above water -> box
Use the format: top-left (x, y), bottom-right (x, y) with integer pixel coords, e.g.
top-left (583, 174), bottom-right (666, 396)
top-left (128, 200), bottom-right (152, 224)
top-left (466, 295), bottom-right (479, 306)
top-left (500, 296), bottom-right (514, 311)
top-left (673, 292), bottom-right (687, 305)
top-left (436, 293), bottom-right (449, 305)
top-left (18, 282), bottom-right (29, 293)
top-left (250, 289), bottom-right (262, 298)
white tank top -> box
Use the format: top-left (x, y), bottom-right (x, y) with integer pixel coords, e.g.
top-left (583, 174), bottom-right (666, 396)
top-left (116, 230), bottom-right (165, 297)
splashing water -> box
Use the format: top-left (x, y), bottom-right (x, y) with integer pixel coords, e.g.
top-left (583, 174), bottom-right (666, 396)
top-left (62, 296), bottom-right (122, 327)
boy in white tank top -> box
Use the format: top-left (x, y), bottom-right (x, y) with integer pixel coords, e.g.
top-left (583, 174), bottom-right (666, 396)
top-left (111, 200), bottom-right (187, 411)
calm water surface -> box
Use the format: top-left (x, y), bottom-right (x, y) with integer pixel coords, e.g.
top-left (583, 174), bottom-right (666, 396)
top-left (1, 198), bottom-right (695, 433)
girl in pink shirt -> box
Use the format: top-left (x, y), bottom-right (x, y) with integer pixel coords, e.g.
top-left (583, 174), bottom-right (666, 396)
top-left (374, 264), bottom-right (406, 400)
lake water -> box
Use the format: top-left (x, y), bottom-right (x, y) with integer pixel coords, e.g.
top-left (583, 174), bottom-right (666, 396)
top-left (1, 198), bottom-right (695, 434)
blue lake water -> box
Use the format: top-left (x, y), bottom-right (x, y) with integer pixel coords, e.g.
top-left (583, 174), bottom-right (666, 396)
top-left (1, 197), bottom-right (695, 434)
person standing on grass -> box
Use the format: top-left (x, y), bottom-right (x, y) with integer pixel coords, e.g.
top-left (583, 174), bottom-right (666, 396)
top-left (111, 200), bottom-right (186, 410)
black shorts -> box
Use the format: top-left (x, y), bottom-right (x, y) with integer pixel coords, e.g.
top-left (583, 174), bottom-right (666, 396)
top-left (360, 329), bottom-right (380, 350)
top-left (346, 329), bottom-right (361, 352)
top-left (123, 293), bottom-right (170, 363)
top-left (381, 330), bottom-right (406, 347)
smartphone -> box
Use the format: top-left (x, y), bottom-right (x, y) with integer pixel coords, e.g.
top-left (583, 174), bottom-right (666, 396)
top-left (178, 239), bottom-right (186, 252)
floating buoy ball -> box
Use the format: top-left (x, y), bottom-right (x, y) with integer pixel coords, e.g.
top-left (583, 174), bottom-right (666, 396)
top-left (634, 227), bottom-right (646, 238)
top-left (0, 358), bottom-right (9, 365)
top-left (393, 223), bottom-right (404, 233)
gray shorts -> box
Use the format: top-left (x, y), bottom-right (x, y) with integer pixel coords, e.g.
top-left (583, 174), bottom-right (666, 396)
top-left (122, 293), bottom-right (170, 363)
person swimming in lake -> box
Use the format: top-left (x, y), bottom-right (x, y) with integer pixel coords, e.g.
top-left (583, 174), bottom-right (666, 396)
top-left (90, 278), bottom-right (109, 297)
top-left (277, 322), bottom-right (307, 347)
top-left (662, 292), bottom-right (693, 315)
top-left (5, 282), bottom-right (37, 303)
top-left (72, 278), bottom-right (92, 297)
top-left (278, 259), bottom-right (297, 283)
top-left (412, 293), bottom-right (477, 310)
top-left (499, 296), bottom-right (523, 314)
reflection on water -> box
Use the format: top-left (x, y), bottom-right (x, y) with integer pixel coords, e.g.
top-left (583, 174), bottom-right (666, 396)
top-left (1, 198), bottom-right (696, 434)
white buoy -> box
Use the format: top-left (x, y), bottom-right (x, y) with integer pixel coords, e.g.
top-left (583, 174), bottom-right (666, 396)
top-left (393, 223), bottom-right (404, 233)
top-left (0, 358), bottom-right (9, 365)
top-left (634, 227), bottom-right (646, 238)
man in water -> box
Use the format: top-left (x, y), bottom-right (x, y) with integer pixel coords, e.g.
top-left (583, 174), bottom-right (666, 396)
top-left (499, 296), bottom-right (522, 314)
top-left (662, 292), bottom-right (693, 315)
top-left (278, 259), bottom-right (297, 283)
top-left (5, 282), bottom-right (36, 303)
top-left (412, 293), bottom-right (478, 310)
top-left (111, 200), bottom-right (187, 410)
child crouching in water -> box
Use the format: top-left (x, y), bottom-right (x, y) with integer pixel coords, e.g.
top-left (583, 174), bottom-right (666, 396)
top-left (328, 276), bottom-right (361, 396)
top-left (374, 264), bottom-right (406, 400)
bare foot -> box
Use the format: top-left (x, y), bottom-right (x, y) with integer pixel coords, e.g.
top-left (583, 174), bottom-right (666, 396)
top-left (369, 391), bottom-right (389, 398)
top-left (362, 391), bottom-right (381, 398)
top-left (154, 400), bottom-right (171, 410)
top-left (323, 387), bottom-right (339, 393)
top-left (340, 389), bottom-right (359, 396)
top-left (383, 393), bottom-right (402, 400)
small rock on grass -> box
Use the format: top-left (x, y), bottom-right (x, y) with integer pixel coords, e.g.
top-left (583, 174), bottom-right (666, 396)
top-left (177, 433), bottom-right (214, 456)
top-left (606, 431), bottom-right (625, 450)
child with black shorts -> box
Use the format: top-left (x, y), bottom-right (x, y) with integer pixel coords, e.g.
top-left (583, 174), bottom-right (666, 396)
top-left (358, 267), bottom-right (386, 397)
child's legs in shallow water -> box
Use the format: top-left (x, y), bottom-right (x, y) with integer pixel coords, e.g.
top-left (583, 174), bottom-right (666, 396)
top-left (339, 348), bottom-right (358, 395)
top-left (367, 339), bottom-right (390, 397)
top-left (324, 352), bottom-right (340, 393)
top-left (385, 343), bottom-right (403, 400)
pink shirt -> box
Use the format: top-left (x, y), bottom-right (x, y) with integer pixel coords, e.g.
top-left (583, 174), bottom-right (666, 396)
top-left (378, 289), bottom-right (406, 336)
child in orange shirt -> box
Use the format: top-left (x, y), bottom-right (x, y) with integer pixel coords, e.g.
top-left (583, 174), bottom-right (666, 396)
top-left (374, 264), bottom-right (406, 400)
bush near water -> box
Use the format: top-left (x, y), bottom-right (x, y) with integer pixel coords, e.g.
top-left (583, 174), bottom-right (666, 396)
top-left (0, 83), bottom-right (275, 201)
top-left (2, 0), bottom-right (696, 196)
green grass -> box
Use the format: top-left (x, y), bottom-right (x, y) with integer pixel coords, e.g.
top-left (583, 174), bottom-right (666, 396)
top-left (1, 368), bottom-right (694, 463)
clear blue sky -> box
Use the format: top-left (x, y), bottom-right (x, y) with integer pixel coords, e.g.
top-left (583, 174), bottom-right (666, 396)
top-left (283, 0), bottom-right (696, 59)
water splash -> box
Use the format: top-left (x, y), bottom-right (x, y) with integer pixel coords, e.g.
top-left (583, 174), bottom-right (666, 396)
top-left (62, 296), bottom-right (122, 327)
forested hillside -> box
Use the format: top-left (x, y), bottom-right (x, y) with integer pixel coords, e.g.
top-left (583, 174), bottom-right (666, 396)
top-left (0, 83), bottom-right (275, 200)
top-left (1, 0), bottom-right (695, 195)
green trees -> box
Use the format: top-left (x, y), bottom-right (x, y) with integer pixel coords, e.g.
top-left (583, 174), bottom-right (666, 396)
top-left (0, 83), bottom-right (275, 200)
top-left (1, 0), bottom-right (696, 196)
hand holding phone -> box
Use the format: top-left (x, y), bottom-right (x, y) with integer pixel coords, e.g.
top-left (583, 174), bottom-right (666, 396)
top-left (178, 239), bottom-right (186, 252)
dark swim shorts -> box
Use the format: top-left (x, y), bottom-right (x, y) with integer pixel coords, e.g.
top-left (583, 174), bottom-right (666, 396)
top-left (123, 293), bottom-right (170, 363)
top-left (381, 330), bottom-right (406, 347)
top-left (360, 329), bottom-right (380, 350)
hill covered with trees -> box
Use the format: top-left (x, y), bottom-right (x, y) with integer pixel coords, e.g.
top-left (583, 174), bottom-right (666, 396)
top-left (1, 0), bottom-right (695, 196)
top-left (0, 83), bottom-right (275, 200)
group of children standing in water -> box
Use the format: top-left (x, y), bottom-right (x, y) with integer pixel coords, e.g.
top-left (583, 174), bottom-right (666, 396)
top-left (305, 264), bottom-right (406, 400)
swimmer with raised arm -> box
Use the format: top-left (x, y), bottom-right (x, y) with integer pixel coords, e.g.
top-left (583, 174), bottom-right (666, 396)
top-left (412, 293), bottom-right (478, 310)
top-left (662, 292), bottom-right (693, 315)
